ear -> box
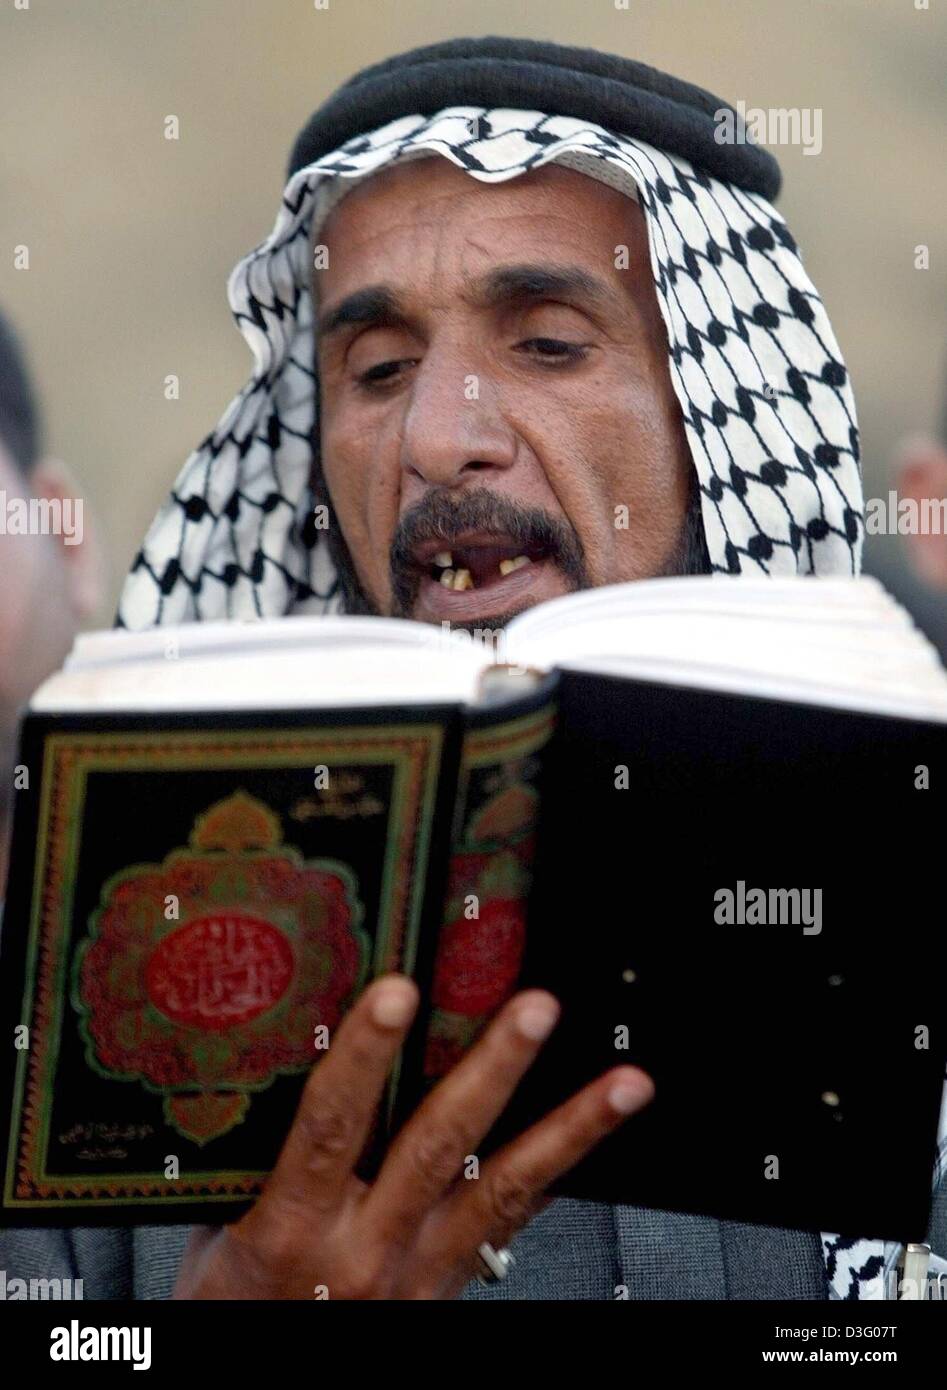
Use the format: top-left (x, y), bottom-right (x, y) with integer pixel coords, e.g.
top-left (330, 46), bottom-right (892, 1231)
top-left (896, 436), bottom-right (947, 590)
top-left (30, 457), bottom-right (106, 623)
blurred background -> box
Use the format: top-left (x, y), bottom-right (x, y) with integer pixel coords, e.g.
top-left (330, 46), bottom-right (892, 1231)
top-left (0, 0), bottom-right (945, 622)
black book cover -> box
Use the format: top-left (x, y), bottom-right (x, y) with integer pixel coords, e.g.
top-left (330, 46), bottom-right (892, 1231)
top-left (2, 667), bottom-right (942, 1242)
top-left (0, 679), bottom-right (558, 1227)
top-left (502, 669), bottom-right (946, 1242)
top-left (0, 702), bottom-right (465, 1225)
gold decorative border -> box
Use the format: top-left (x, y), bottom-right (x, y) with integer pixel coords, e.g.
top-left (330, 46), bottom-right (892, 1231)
top-left (8, 723), bottom-right (443, 1207)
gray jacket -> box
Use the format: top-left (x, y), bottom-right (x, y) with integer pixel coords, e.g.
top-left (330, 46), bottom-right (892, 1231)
top-left (2, 1191), bottom-right (945, 1300)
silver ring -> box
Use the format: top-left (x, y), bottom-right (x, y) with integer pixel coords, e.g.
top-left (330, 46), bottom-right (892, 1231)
top-left (476, 1242), bottom-right (516, 1286)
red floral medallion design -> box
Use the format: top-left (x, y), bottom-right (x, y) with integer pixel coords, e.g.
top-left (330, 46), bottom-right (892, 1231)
top-left (423, 777), bottom-right (541, 1081)
top-left (144, 915), bottom-right (296, 1031)
top-left (432, 894), bottom-right (527, 1017)
top-left (74, 791), bottom-right (368, 1142)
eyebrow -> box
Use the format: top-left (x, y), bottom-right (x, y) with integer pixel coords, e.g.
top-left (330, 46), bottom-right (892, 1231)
top-left (476, 264), bottom-right (613, 314)
top-left (317, 286), bottom-right (405, 340)
top-left (317, 263), bottom-right (614, 342)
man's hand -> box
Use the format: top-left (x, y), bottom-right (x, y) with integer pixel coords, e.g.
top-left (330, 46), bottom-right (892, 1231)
top-left (173, 975), bottom-right (653, 1300)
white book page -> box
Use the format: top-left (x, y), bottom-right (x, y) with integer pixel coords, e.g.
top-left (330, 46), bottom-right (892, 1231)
top-left (30, 576), bottom-right (947, 722)
top-left (32, 619), bottom-right (491, 712)
top-left (507, 576), bottom-right (947, 722)
top-left (66, 614), bottom-right (450, 671)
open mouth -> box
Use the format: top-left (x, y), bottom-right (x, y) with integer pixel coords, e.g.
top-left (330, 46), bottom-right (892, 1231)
top-left (407, 530), bottom-right (562, 623)
top-left (420, 538), bottom-right (548, 592)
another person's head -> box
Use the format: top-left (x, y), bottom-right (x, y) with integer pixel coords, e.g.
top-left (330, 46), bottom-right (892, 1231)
top-left (0, 310), bottom-right (101, 874)
top-left (894, 422), bottom-right (947, 592)
top-left (861, 362), bottom-right (947, 661)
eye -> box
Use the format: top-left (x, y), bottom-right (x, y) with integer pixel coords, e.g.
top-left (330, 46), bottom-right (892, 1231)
top-left (515, 337), bottom-right (589, 364)
top-left (355, 359), bottom-right (417, 390)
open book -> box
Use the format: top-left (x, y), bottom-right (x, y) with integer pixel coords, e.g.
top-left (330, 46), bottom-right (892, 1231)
top-left (2, 576), bottom-right (945, 1238)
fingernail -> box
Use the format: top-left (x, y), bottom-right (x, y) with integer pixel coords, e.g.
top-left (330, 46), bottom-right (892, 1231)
top-left (516, 1000), bottom-right (559, 1042)
top-left (371, 983), bottom-right (416, 1029)
top-left (608, 1079), bottom-right (646, 1114)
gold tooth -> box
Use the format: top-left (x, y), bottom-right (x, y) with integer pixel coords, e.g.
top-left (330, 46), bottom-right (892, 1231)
top-left (499, 554), bottom-right (531, 576)
top-left (439, 569), bottom-right (455, 588)
top-left (433, 550), bottom-right (453, 568)
top-left (452, 568), bottom-right (474, 590)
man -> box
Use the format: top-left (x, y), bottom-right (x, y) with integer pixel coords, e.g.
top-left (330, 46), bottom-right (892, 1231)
top-left (0, 309), bottom-right (101, 889)
top-left (4, 38), bottom-right (944, 1300)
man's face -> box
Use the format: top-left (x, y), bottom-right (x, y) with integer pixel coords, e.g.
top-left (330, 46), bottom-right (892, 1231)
top-left (316, 158), bottom-right (693, 627)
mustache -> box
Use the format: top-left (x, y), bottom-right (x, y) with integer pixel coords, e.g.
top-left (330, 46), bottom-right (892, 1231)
top-left (388, 488), bottom-right (588, 617)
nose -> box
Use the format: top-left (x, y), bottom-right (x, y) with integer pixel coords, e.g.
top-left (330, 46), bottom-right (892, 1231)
top-left (399, 346), bottom-right (517, 490)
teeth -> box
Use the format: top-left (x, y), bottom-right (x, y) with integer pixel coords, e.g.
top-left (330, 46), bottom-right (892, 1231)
top-left (433, 550), bottom-right (453, 568)
top-left (499, 554), bottom-right (531, 576)
top-left (438, 567), bottom-right (474, 590)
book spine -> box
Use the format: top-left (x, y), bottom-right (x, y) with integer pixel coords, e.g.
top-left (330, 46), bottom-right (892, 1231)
top-left (415, 677), bottom-right (559, 1087)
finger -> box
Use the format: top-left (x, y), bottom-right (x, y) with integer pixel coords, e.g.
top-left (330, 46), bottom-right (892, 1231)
top-left (362, 990), bottom-right (561, 1244)
top-left (421, 1065), bottom-right (654, 1289)
top-left (259, 975), bottom-right (419, 1222)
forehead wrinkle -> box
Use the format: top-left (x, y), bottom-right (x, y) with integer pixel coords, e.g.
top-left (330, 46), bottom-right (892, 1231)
top-left (316, 180), bottom-right (641, 345)
top-left (314, 156), bottom-right (645, 322)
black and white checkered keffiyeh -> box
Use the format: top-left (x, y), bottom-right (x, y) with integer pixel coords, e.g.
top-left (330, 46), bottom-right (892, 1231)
top-left (117, 105), bottom-right (945, 1298)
